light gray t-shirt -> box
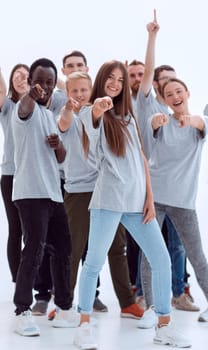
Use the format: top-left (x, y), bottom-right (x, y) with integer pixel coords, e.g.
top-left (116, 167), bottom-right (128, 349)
top-left (63, 107), bottom-right (99, 193)
top-left (0, 98), bottom-right (16, 175)
top-left (148, 114), bottom-right (208, 209)
top-left (81, 108), bottom-right (146, 212)
top-left (136, 90), bottom-right (169, 159)
top-left (49, 89), bottom-right (67, 119)
top-left (12, 102), bottom-right (63, 202)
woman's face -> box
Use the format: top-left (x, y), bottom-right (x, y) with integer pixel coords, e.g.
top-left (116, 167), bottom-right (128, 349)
top-left (104, 68), bottom-right (124, 98)
top-left (163, 81), bottom-right (189, 114)
top-left (12, 67), bottom-right (29, 97)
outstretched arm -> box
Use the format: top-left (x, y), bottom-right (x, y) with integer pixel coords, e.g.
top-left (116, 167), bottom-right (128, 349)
top-left (140, 9), bottom-right (160, 97)
top-left (18, 84), bottom-right (45, 119)
top-left (58, 97), bottom-right (80, 132)
top-left (0, 67), bottom-right (7, 109)
top-left (92, 96), bottom-right (113, 127)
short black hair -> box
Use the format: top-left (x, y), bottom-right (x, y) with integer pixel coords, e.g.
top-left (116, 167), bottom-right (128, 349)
top-left (29, 58), bottom-right (57, 85)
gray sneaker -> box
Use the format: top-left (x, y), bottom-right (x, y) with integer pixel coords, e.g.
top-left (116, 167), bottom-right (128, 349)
top-left (32, 300), bottom-right (48, 316)
top-left (172, 293), bottom-right (200, 312)
top-left (93, 297), bottom-right (108, 312)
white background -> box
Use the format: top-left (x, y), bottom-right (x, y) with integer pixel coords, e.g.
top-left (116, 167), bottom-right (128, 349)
top-left (1, 0), bottom-right (208, 112)
top-left (1, 0), bottom-right (208, 300)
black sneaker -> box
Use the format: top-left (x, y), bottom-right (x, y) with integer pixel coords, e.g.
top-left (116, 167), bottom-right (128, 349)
top-left (32, 300), bottom-right (48, 316)
top-left (93, 297), bottom-right (108, 312)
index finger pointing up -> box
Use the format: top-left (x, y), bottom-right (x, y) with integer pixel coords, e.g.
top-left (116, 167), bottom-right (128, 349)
top-left (154, 9), bottom-right (157, 22)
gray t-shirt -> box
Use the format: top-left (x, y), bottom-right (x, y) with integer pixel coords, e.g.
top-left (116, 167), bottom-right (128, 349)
top-left (81, 108), bottom-right (146, 212)
top-left (136, 90), bottom-right (169, 159)
top-left (63, 107), bottom-right (99, 193)
top-left (0, 98), bottom-right (16, 175)
top-left (148, 114), bottom-right (208, 209)
top-left (49, 89), bottom-right (67, 120)
top-left (12, 102), bottom-right (63, 202)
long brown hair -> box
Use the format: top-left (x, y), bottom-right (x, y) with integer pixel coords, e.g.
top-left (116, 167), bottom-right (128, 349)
top-left (89, 60), bottom-right (142, 157)
top-left (8, 63), bottom-right (29, 103)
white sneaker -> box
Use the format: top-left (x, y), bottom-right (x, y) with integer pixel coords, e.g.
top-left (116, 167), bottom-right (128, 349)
top-left (52, 307), bottom-right (80, 328)
top-left (137, 307), bottom-right (157, 329)
top-left (154, 323), bottom-right (191, 348)
top-left (74, 322), bottom-right (97, 349)
top-left (198, 307), bottom-right (208, 322)
top-left (15, 310), bottom-right (40, 336)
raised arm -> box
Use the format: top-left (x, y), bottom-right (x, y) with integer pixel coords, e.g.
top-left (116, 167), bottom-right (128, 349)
top-left (0, 67), bottom-right (7, 108)
top-left (140, 9), bottom-right (160, 97)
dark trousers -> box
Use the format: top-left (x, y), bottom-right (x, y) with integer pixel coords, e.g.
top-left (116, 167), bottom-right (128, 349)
top-left (64, 192), bottom-right (134, 309)
top-left (0, 175), bottom-right (22, 282)
top-left (14, 199), bottom-right (72, 315)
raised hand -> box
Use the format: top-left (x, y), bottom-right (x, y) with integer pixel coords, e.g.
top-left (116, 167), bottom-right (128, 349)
top-left (146, 9), bottom-right (160, 34)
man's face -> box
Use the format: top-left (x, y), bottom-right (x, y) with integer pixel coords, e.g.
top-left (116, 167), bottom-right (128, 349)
top-left (30, 66), bottom-right (56, 105)
top-left (128, 64), bottom-right (144, 96)
top-left (67, 78), bottom-right (92, 110)
top-left (155, 69), bottom-right (176, 96)
top-left (62, 56), bottom-right (88, 76)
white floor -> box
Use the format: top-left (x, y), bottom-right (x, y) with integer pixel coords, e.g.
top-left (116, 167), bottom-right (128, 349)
top-left (1, 145), bottom-right (208, 349)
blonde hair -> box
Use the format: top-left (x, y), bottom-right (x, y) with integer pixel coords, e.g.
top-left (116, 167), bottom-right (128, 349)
top-left (65, 71), bottom-right (92, 91)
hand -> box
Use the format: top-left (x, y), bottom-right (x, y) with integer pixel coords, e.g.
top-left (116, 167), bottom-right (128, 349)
top-left (142, 197), bottom-right (156, 224)
top-left (65, 96), bottom-right (80, 112)
top-left (46, 133), bottom-right (61, 149)
top-left (29, 84), bottom-right (46, 100)
top-left (146, 9), bottom-right (160, 34)
top-left (178, 115), bottom-right (191, 128)
top-left (152, 113), bottom-right (168, 129)
top-left (94, 96), bottom-right (113, 113)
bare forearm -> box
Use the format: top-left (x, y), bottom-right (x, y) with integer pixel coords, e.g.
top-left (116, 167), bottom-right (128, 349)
top-left (55, 142), bottom-right (66, 163)
top-left (58, 107), bottom-right (74, 132)
top-left (18, 94), bottom-right (35, 118)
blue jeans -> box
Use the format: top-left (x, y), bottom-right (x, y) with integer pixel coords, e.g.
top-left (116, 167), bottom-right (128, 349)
top-left (165, 215), bottom-right (185, 296)
top-left (78, 209), bottom-right (171, 316)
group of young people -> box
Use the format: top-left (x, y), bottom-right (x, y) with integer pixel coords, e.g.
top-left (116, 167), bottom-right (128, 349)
top-left (1, 10), bottom-right (208, 350)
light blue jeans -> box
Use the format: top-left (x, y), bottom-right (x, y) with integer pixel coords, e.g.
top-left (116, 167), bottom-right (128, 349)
top-left (78, 209), bottom-right (171, 316)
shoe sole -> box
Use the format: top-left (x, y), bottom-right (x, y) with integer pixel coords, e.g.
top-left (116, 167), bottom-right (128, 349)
top-left (120, 313), bottom-right (141, 320)
top-left (15, 329), bottom-right (40, 337)
top-left (73, 340), bottom-right (97, 349)
top-left (93, 308), bottom-right (108, 313)
top-left (154, 337), bottom-right (191, 348)
top-left (173, 306), bottom-right (200, 312)
top-left (32, 311), bottom-right (46, 316)
top-left (52, 321), bottom-right (79, 328)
